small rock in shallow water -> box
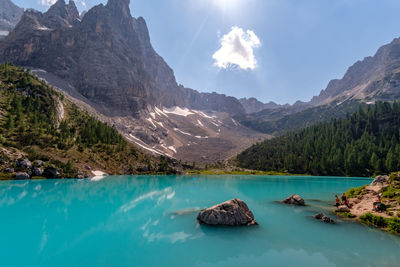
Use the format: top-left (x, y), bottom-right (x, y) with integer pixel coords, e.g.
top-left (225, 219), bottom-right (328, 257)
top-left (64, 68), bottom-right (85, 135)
top-left (282, 194), bottom-right (305, 206)
top-left (314, 213), bottom-right (335, 223)
top-left (197, 198), bottom-right (258, 226)
top-left (336, 205), bottom-right (350, 212)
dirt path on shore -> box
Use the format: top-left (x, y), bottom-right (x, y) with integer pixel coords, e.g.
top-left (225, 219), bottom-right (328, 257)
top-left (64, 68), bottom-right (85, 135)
top-left (349, 183), bottom-right (394, 218)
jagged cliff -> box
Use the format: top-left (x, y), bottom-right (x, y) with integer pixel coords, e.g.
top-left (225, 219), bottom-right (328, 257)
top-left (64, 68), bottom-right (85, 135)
top-left (0, 0), bottom-right (244, 117)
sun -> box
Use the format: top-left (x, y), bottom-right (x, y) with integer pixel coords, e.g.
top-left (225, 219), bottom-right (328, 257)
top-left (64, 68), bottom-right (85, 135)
top-left (212, 0), bottom-right (240, 11)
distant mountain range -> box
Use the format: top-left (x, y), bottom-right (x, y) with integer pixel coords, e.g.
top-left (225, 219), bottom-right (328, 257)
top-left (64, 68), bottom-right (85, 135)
top-left (1, 0), bottom-right (400, 163)
top-left (237, 37), bottom-right (400, 134)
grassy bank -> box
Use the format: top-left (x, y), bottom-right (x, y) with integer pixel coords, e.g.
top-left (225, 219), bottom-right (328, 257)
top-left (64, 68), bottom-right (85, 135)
top-left (340, 172), bottom-right (400, 235)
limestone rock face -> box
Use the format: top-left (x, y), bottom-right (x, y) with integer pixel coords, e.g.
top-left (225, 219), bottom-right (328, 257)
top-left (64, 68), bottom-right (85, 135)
top-left (197, 198), bottom-right (258, 226)
top-left (282, 194), bottom-right (305, 206)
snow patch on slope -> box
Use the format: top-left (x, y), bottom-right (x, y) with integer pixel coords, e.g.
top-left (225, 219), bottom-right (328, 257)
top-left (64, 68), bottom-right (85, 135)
top-left (126, 134), bottom-right (166, 156)
top-left (146, 118), bottom-right (156, 128)
top-left (174, 128), bottom-right (192, 136)
top-left (168, 146), bottom-right (177, 153)
top-left (155, 107), bottom-right (168, 117)
top-left (163, 107), bottom-right (194, 117)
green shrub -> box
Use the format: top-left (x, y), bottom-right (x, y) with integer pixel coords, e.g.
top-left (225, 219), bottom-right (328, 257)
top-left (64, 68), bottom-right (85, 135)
top-left (359, 213), bottom-right (400, 234)
top-left (387, 218), bottom-right (400, 234)
top-left (389, 172), bottom-right (400, 183)
top-left (359, 213), bottom-right (388, 228)
top-left (346, 185), bottom-right (366, 198)
top-left (381, 186), bottom-right (400, 199)
top-left (335, 211), bottom-right (356, 218)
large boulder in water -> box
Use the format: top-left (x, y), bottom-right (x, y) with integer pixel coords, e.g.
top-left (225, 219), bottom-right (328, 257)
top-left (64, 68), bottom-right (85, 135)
top-left (197, 198), bottom-right (258, 226)
top-left (282, 194), bottom-right (305, 206)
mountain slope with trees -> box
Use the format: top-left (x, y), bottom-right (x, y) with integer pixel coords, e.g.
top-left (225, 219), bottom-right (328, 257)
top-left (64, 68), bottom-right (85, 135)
top-left (237, 102), bottom-right (400, 177)
top-left (0, 64), bottom-right (178, 179)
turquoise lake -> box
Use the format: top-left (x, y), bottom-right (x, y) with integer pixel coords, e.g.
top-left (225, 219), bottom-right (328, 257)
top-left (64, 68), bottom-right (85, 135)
top-left (1, 175), bottom-right (400, 267)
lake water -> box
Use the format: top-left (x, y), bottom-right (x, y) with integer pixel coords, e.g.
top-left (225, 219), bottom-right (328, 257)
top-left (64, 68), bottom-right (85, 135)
top-left (1, 175), bottom-right (399, 267)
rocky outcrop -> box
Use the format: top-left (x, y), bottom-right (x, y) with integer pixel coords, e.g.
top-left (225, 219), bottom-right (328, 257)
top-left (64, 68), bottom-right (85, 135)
top-left (32, 167), bottom-right (43, 177)
top-left (43, 167), bottom-right (60, 179)
top-left (310, 37), bottom-right (400, 106)
top-left (16, 158), bottom-right (32, 169)
top-left (371, 175), bottom-right (389, 185)
top-left (197, 198), bottom-right (258, 226)
top-left (5, 168), bottom-right (14, 173)
top-left (15, 172), bottom-right (30, 180)
top-left (336, 205), bottom-right (350, 213)
top-left (314, 213), bottom-right (335, 223)
top-left (0, 0), bottom-right (246, 117)
top-left (282, 194), bottom-right (305, 206)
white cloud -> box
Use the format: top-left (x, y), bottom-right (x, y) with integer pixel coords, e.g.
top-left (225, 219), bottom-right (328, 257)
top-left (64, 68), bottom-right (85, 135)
top-left (39, 0), bottom-right (86, 8)
top-left (39, 0), bottom-right (56, 7)
top-left (213, 26), bottom-right (261, 70)
top-left (76, 0), bottom-right (87, 8)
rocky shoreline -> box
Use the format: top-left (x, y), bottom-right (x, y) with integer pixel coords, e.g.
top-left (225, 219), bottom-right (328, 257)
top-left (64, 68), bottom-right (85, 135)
top-left (336, 173), bottom-right (400, 235)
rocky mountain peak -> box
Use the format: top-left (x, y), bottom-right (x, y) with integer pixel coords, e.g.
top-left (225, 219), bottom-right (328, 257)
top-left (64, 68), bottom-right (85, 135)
top-left (310, 37), bottom-right (400, 106)
top-left (106, 0), bottom-right (131, 19)
top-left (0, 0), bottom-right (247, 118)
top-left (44, 0), bottom-right (79, 28)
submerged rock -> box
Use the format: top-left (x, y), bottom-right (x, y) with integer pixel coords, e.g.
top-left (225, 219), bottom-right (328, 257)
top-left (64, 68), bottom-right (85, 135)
top-left (197, 198), bottom-right (258, 226)
top-left (14, 172), bottom-right (30, 180)
top-left (314, 213), bottom-right (335, 223)
top-left (282, 194), bottom-right (305, 206)
top-left (336, 205), bottom-right (350, 213)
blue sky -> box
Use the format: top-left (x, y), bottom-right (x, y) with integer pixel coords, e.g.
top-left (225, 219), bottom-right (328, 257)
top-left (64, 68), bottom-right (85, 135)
top-left (13, 0), bottom-right (400, 104)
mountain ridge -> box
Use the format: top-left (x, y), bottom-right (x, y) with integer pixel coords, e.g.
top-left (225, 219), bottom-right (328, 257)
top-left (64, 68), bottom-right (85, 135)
top-left (0, 0), bottom-right (264, 163)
